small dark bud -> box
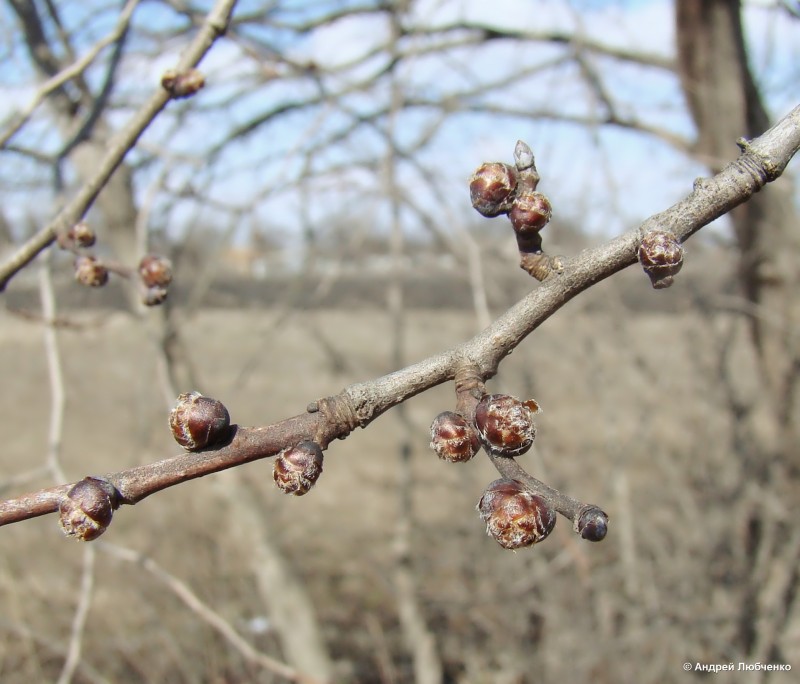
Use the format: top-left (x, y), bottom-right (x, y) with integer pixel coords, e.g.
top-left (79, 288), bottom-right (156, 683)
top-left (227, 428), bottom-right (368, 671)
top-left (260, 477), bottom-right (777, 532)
top-left (469, 162), bottom-right (519, 217)
top-left (575, 506), bottom-right (609, 542)
top-left (474, 394), bottom-right (538, 457)
top-left (74, 255), bottom-right (109, 287)
top-left (478, 478), bottom-right (556, 550)
top-left (273, 441), bottom-right (324, 496)
top-left (169, 391), bottom-right (230, 451)
top-left (142, 286), bottom-right (168, 307)
top-left (161, 68), bottom-right (205, 98)
top-left (429, 411), bottom-right (480, 463)
top-left (638, 230), bottom-right (684, 289)
top-left (59, 477), bottom-right (118, 541)
top-left (509, 190), bottom-right (552, 235)
top-left (138, 254), bottom-right (173, 288)
top-left (67, 221), bottom-right (96, 248)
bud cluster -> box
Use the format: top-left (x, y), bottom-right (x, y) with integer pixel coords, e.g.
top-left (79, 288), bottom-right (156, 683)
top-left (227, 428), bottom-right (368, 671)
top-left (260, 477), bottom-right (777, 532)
top-left (468, 141), bottom-right (554, 281)
top-left (469, 148), bottom-right (552, 236)
top-left (138, 254), bottom-right (173, 305)
top-left (427, 386), bottom-right (608, 550)
top-left (58, 221), bottom-right (174, 306)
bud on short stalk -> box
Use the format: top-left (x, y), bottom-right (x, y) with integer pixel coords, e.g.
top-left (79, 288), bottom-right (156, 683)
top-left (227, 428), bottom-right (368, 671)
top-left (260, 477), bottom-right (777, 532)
top-left (474, 394), bottom-right (539, 457)
top-left (59, 477), bottom-right (118, 541)
top-left (429, 411), bottom-right (480, 463)
top-left (273, 441), bottom-right (324, 496)
top-left (478, 478), bottom-right (556, 550)
top-left (469, 162), bottom-right (519, 218)
top-left (67, 221), bottom-right (96, 248)
top-left (509, 190), bottom-right (552, 236)
top-left (169, 392), bottom-right (230, 451)
top-left (74, 256), bottom-right (109, 287)
top-left (138, 254), bottom-right (173, 289)
top-left (142, 286), bottom-right (169, 306)
top-left (575, 506), bottom-right (609, 542)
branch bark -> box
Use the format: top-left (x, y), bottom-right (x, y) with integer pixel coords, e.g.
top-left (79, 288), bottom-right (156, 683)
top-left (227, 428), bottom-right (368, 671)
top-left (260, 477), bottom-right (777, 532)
top-left (1, 103), bottom-right (798, 532)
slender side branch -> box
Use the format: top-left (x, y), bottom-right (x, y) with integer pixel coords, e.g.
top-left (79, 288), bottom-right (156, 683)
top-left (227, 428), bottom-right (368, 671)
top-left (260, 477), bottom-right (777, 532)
top-left (1, 104), bottom-right (798, 529)
top-left (0, 0), bottom-right (141, 149)
top-left (0, 0), bottom-right (236, 291)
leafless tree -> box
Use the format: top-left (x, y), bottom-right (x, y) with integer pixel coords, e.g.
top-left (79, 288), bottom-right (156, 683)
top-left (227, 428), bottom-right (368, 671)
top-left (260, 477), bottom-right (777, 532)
top-left (0, 1), bottom-right (798, 682)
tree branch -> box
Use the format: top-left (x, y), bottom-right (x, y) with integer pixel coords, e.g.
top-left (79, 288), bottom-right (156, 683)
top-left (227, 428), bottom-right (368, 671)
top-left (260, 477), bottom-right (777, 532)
top-left (0, 0), bottom-right (237, 291)
top-left (1, 104), bottom-right (798, 533)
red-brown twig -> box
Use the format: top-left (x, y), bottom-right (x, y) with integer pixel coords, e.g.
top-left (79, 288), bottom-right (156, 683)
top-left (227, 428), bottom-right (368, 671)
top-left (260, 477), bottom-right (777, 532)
top-left (1, 104), bottom-right (798, 531)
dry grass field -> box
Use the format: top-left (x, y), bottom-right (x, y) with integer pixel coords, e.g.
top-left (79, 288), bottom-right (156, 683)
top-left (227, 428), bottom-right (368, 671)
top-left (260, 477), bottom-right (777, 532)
top-left (1, 255), bottom-right (797, 683)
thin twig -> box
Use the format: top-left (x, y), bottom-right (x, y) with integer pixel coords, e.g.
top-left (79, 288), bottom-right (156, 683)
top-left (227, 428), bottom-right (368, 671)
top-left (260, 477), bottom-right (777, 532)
top-left (0, 0), bottom-right (141, 149)
top-left (0, 104), bottom-right (798, 529)
top-left (40, 252), bottom-right (98, 684)
top-left (56, 546), bottom-right (97, 684)
top-left (0, 0), bottom-right (237, 291)
top-left (99, 542), bottom-right (322, 684)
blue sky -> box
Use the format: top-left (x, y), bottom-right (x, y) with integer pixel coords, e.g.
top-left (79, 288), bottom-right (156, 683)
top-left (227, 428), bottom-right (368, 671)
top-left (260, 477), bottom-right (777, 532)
top-left (0, 0), bottom-right (797, 251)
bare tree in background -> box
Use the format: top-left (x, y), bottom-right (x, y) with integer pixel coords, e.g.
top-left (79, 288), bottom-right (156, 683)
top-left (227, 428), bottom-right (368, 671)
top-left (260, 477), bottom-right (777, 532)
top-left (0, 1), bottom-right (799, 682)
top-left (677, 0), bottom-right (800, 665)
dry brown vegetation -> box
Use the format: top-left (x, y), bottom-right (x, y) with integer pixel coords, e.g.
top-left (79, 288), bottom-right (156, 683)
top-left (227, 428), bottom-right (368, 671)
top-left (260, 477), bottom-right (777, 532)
top-left (1, 0), bottom-right (799, 681)
top-left (2, 244), bottom-right (795, 683)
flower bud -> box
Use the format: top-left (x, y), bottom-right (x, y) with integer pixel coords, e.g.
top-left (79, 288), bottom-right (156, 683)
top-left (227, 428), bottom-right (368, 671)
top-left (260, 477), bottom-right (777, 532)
top-left (638, 230), bottom-right (684, 289)
top-left (429, 411), bottom-right (480, 463)
top-left (67, 221), bottom-right (96, 248)
top-left (161, 68), bottom-right (205, 98)
top-left (59, 477), bottom-right (118, 541)
top-left (509, 190), bottom-right (551, 235)
top-left (169, 392), bottom-right (230, 451)
top-left (142, 286), bottom-right (169, 306)
top-left (138, 254), bottom-right (173, 288)
top-left (575, 506), bottom-right (609, 542)
top-left (514, 140), bottom-right (536, 172)
top-left (474, 394), bottom-right (538, 457)
top-left (273, 441), bottom-right (324, 495)
top-left (478, 478), bottom-right (556, 550)
top-left (469, 162), bottom-right (519, 217)
top-left (74, 255), bottom-right (108, 287)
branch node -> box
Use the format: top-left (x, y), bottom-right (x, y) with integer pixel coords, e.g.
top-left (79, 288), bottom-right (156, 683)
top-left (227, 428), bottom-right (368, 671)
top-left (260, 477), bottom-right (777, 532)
top-left (315, 395), bottom-right (360, 438)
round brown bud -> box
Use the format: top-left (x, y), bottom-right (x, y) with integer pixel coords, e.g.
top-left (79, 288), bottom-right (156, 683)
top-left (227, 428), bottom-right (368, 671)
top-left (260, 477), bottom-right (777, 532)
top-left (142, 286), bottom-right (168, 306)
top-left (638, 230), bottom-right (684, 289)
top-left (469, 162), bottom-right (519, 217)
top-left (509, 190), bottom-right (552, 235)
top-left (273, 441), bottom-right (324, 496)
top-left (74, 255), bottom-right (109, 287)
top-left (478, 478), bottom-right (556, 550)
top-left (161, 68), bottom-right (205, 98)
top-left (59, 477), bottom-right (118, 541)
top-left (169, 391), bottom-right (230, 451)
top-left (138, 254), bottom-right (173, 288)
top-left (474, 394), bottom-right (538, 457)
top-left (575, 506), bottom-right (609, 542)
top-left (429, 411), bottom-right (480, 463)
top-left (67, 221), bottom-right (96, 248)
